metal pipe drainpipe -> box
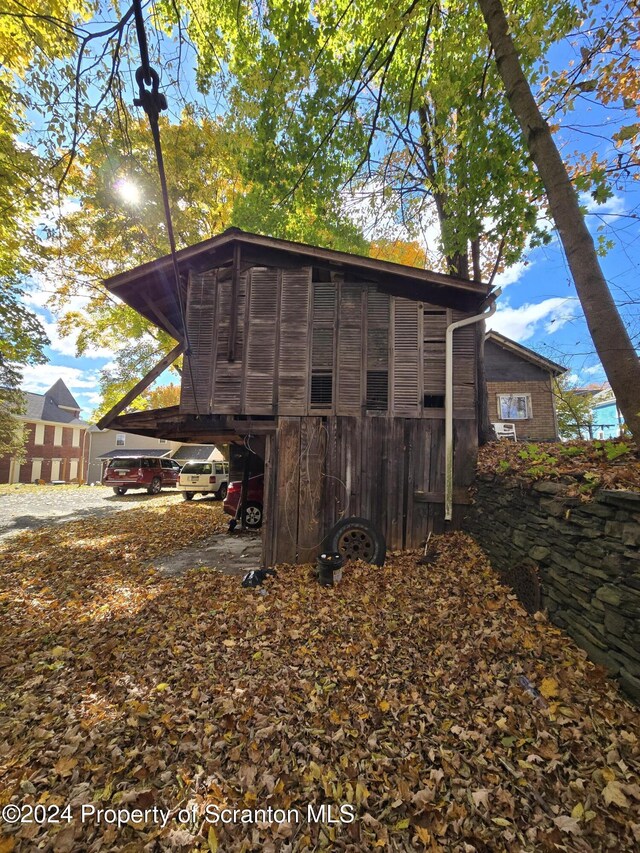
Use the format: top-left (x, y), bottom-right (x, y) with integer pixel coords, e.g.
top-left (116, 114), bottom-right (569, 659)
top-left (445, 294), bottom-right (499, 522)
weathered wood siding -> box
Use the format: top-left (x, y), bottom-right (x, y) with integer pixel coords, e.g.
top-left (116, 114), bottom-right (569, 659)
top-left (181, 265), bottom-right (477, 420)
top-left (262, 415), bottom-right (477, 565)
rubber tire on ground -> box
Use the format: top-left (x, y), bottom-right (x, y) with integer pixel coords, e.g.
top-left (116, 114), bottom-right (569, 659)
top-left (147, 477), bottom-right (162, 495)
top-left (216, 482), bottom-right (228, 501)
top-left (183, 492), bottom-right (194, 501)
top-left (113, 486), bottom-right (127, 496)
top-left (243, 502), bottom-right (263, 529)
top-left (323, 516), bottom-right (386, 566)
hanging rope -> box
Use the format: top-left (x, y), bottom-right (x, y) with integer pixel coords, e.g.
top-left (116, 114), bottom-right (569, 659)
top-left (131, 0), bottom-right (200, 416)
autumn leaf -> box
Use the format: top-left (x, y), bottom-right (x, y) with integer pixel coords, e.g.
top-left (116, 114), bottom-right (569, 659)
top-left (603, 781), bottom-right (631, 809)
top-left (540, 677), bottom-right (559, 699)
top-left (554, 815), bottom-right (582, 834)
top-left (208, 825), bottom-right (218, 852)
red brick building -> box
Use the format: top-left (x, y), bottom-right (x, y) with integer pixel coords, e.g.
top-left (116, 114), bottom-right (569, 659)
top-left (0, 380), bottom-right (91, 484)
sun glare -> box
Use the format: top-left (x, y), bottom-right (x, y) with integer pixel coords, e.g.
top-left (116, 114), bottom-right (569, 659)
top-left (115, 178), bottom-right (142, 204)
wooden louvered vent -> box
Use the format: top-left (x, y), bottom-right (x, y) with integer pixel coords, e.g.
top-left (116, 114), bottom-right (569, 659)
top-left (392, 297), bottom-right (421, 415)
top-left (310, 282), bottom-right (335, 410)
top-left (244, 267), bottom-right (279, 414)
top-left (212, 267), bottom-right (247, 412)
top-left (278, 268), bottom-right (311, 414)
top-left (337, 283), bottom-right (363, 412)
top-left (423, 307), bottom-right (447, 409)
top-left (366, 289), bottom-right (389, 412)
top-left (451, 310), bottom-right (477, 412)
top-left (180, 270), bottom-right (217, 414)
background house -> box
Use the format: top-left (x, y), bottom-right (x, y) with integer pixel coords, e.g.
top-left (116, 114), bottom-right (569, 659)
top-left (86, 427), bottom-right (182, 484)
top-left (98, 228), bottom-right (494, 565)
top-left (0, 379), bottom-right (91, 484)
top-left (87, 430), bottom-right (224, 483)
top-left (485, 330), bottom-right (566, 441)
top-left (574, 383), bottom-right (624, 439)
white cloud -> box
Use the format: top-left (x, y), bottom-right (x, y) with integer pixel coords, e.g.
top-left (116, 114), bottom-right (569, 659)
top-left (38, 317), bottom-right (116, 360)
top-left (21, 364), bottom-right (100, 396)
top-left (493, 260), bottom-right (531, 289)
top-left (487, 296), bottom-right (579, 342)
top-left (579, 191), bottom-right (626, 220)
top-left (583, 363), bottom-right (605, 377)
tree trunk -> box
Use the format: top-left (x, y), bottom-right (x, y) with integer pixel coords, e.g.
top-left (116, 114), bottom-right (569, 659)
top-left (477, 0), bottom-right (640, 442)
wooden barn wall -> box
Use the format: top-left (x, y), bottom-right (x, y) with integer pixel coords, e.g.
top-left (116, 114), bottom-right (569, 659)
top-left (181, 265), bottom-right (478, 421)
top-left (263, 415), bottom-right (477, 566)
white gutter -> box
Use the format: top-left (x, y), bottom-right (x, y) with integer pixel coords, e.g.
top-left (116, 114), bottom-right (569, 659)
top-left (444, 294), bottom-right (499, 521)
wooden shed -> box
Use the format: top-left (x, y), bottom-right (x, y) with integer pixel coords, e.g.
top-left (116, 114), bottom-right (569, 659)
top-left (100, 229), bottom-right (494, 565)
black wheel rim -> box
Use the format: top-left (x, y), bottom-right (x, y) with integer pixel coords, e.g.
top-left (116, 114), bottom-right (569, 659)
top-left (337, 528), bottom-right (375, 561)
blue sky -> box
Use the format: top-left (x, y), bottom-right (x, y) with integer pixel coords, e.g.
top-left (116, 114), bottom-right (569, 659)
top-left (17, 4), bottom-right (639, 419)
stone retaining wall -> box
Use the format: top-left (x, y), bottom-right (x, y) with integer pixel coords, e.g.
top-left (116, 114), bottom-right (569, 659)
top-left (464, 476), bottom-right (640, 702)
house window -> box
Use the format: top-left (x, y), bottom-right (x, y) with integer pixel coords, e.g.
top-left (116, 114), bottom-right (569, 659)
top-left (158, 439), bottom-right (167, 444)
top-left (116, 433), bottom-right (126, 447)
top-left (53, 426), bottom-right (63, 446)
top-left (498, 394), bottom-right (532, 420)
top-left (72, 428), bottom-right (80, 447)
top-left (34, 423), bottom-right (45, 445)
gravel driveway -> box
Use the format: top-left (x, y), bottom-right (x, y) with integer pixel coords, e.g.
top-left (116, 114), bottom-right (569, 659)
top-left (0, 485), bottom-right (184, 541)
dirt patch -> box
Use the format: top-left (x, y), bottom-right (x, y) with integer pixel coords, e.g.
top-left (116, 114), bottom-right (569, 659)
top-left (150, 531), bottom-right (263, 577)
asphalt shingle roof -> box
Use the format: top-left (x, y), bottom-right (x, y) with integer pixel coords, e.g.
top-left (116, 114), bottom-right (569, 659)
top-left (172, 445), bottom-right (216, 461)
top-left (98, 449), bottom-right (171, 459)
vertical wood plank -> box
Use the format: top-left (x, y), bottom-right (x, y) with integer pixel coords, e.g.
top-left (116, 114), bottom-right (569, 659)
top-left (297, 417), bottom-right (327, 563)
top-left (273, 417), bottom-right (301, 564)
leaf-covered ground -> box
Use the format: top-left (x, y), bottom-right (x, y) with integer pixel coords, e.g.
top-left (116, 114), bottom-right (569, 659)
top-left (477, 438), bottom-right (640, 494)
top-left (1, 503), bottom-right (639, 852)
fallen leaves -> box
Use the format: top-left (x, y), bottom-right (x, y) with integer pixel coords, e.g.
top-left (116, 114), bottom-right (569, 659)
top-left (0, 509), bottom-right (639, 851)
top-left (477, 437), bottom-right (640, 494)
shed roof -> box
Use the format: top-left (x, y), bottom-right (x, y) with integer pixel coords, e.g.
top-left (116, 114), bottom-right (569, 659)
top-left (104, 228), bottom-right (493, 340)
top-left (171, 444), bottom-right (222, 462)
top-left (485, 331), bottom-right (567, 376)
top-left (98, 449), bottom-right (171, 459)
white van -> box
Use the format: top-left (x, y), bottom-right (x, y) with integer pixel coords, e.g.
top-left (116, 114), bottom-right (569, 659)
top-left (177, 461), bottom-right (229, 501)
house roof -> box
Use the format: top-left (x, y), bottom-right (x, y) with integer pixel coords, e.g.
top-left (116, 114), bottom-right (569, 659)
top-left (22, 381), bottom-right (90, 426)
top-left (485, 331), bottom-right (567, 376)
top-left (98, 449), bottom-right (171, 459)
top-left (171, 444), bottom-right (221, 462)
top-left (104, 228), bottom-right (494, 340)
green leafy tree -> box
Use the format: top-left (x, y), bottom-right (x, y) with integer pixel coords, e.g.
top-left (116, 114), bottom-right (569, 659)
top-left (553, 375), bottom-right (595, 441)
top-left (477, 0), bottom-right (640, 441)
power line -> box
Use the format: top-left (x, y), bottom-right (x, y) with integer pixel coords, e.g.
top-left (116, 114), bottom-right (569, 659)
top-left (131, 0), bottom-right (200, 416)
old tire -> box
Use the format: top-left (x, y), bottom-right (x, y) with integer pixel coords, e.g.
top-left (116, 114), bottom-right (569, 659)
top-left (147, 477), bottom-right (162, 495)
top-left (216, 482), bottom-right (228, 500)
top-left (243, 502), bottom-right (263, 529)
top-left (113, 486), bottom-right (127, 496)
top-left (183, 492), bottom-right (194, 501)
top-left (324, 516), bottom-right (386, 566)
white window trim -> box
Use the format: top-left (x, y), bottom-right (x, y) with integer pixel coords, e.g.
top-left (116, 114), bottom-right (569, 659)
top-left (34, 423), bottom-right (45, 445)
top-left (115, 433), bottom-right (126, 447)
top-left (72, 428), bottom-right (80, 447)
top-left (497, 393), bottom-right (532, 420)
top-left (53, 426), bottom-right (63, 446)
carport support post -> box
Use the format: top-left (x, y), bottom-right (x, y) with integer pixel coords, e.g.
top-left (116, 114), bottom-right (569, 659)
top-left (239, 447), bottom-right (252, 531)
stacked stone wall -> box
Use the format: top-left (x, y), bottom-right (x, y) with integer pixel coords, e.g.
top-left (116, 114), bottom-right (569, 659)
top-left (465, 477), bottom-right (640, 702)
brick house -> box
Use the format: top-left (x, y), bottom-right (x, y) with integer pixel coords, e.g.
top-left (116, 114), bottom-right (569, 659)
top-left (485, 331), bottom-right (566, 441)
top-left (0, 380), bottom-right (91, 484)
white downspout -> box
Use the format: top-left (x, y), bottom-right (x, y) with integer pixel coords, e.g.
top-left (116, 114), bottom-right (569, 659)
top-left (445, 296), bottom-right (499, 521)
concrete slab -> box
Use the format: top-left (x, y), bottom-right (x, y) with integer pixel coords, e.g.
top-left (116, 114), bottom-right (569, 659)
top-left (151, 532), bottom-right (263, 577)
